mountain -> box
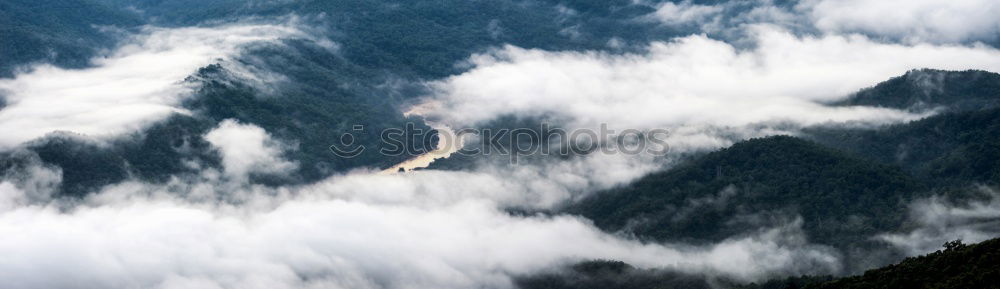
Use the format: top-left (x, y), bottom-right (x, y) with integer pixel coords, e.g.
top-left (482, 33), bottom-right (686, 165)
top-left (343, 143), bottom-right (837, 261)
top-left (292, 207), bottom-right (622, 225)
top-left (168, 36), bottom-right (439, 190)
top-left (568, 136), bottom-right (923, 250)
top-left (808, 107), bottom-right (1000, 188)
top-left (836, 69), bottom-right (1000, 112)
top-left (559, 69), bottom-right (1000, 278)
top-left (561, 69), bottom-right (1000, 277)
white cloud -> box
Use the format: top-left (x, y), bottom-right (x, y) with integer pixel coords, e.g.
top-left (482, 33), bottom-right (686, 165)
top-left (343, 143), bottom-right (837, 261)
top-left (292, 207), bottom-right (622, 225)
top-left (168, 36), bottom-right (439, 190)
top-left (0, 180), bottom-right (840, 289)
top-left (803, 0), bottom-right (1000, 44)
top-left (421, 25), bottom-right (1000, 132)
top-left (641, 0), bottom-right (1000, 44)
top-left (204, 119), bottom-right (297, 180)
top-left (878, 187), bottom-right (1000, 255)
top-left (0, 23), bottom-right (304, 149)
top-left (648, 1), bottom-right (724, 27)
top-left (0, 153), bottom-right (62, 210)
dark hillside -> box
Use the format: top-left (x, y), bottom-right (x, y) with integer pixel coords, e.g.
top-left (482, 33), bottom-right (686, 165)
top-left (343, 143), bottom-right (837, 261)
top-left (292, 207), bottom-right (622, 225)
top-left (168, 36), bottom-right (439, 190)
top-left (569, 136), bottom-right (924, 250)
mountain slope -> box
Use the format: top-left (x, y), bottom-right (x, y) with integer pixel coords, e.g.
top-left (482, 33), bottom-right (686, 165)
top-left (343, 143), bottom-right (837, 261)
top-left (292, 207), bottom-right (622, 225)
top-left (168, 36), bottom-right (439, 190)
top-left (807, 107), bottom-right (1000, 188)
top-left (805, 239), bottom-right (1000, 289)
top-left (568, 136), bottom-right (924, 249)
top-left (836, 69), bottom-right (1000, 112)
top-left (808, 69), bottom-right (1000, 188)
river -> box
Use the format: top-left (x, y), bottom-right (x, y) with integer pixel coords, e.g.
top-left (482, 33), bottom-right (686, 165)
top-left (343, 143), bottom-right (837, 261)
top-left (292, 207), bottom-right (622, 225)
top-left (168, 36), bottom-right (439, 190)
top-left (380, 121), bottom-right (462, 174)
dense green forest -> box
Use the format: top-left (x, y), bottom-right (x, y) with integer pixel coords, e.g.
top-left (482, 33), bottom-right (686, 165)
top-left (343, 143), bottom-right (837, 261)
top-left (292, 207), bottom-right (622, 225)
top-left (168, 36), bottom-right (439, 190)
top-left (184, 61), bottom-right (437, 182)
top-left (86, 0), bottom-right (681, 78)
top-left (0, 0), bottom-right (142, 77)
top-left (567, 136), bottom-right (923, 269)
top-left (836, 69), bottom-right (1000, 112)
top-left (0, 0), bottom-right (713, 79)
top-left (808, 107), bottom-right (1000, 188)
top-left (810, 70), bottom-right (1000, 188)
top-left (557, 68), bottom-right (1000, 282)
top-left (804, 239), bottom-right (1000, 289)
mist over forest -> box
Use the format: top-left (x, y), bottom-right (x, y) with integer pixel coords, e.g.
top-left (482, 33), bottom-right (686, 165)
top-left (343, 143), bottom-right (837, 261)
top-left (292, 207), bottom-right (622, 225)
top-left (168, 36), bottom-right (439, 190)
top-left (1, 1), bottom-right (999, 288)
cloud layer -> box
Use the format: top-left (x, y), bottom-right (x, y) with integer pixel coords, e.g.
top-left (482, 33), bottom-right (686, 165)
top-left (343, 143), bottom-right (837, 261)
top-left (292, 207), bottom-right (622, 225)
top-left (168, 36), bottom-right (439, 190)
top-left (804, 0), bottom-right (1000, 44)
top-left (647, 0), bottom-right (1000, 44)
top-left (0, 177), bottom-right (841, 289)
top-left (879, 187), bottom-right (1000, 255)
top-left (204, 119), bottom-right (298, 181)
top-left (421, 25), bottom-right (1000, 133)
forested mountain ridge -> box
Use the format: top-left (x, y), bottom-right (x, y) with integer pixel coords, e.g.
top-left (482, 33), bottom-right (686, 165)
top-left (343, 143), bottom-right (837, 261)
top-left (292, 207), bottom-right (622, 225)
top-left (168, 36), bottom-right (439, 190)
top-left (803, 238), bottom-right (1000, 289)
top-left (809, 69), bottom-right (1000, 189)
top-left (837, 69), bottom-right (1000, 112)
top-left (560, 68), bottom-right (1000, 285)
top-left (808, 107), bottom-right (1000, 188)
top-left (568, 136), bottom-right (923, 251)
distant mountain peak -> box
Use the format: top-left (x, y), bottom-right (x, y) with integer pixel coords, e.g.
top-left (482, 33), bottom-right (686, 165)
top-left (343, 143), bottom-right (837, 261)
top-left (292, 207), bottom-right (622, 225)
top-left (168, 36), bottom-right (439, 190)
top-left (840, 69), bottom-right (1000, 112)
